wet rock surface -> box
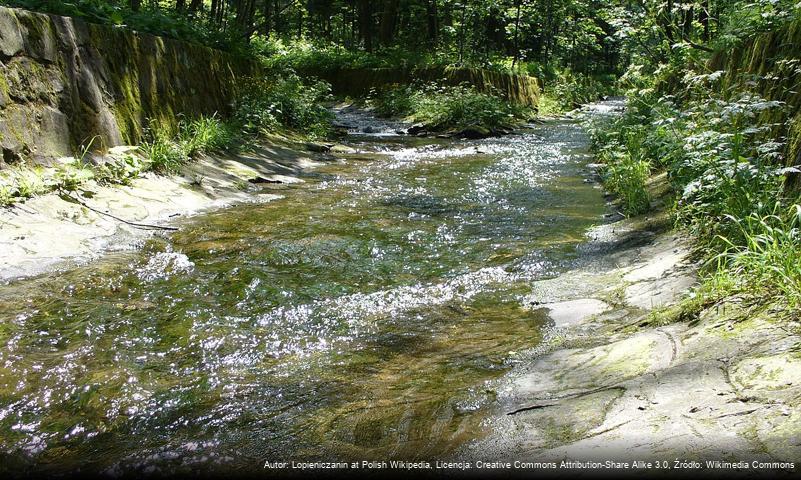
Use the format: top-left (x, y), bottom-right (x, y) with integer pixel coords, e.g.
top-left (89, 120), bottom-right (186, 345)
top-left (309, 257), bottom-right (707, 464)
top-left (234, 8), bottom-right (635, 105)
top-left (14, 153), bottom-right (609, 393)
top-left (462, 215), bottom-right (801, 467)
top-left (0, 138), bottom-right (330, 281)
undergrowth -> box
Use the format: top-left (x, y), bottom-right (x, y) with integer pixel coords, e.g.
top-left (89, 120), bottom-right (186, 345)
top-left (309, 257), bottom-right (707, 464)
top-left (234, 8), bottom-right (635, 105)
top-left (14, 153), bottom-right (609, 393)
top-left (589, 66), bottom-right (801, 314)
top-left (368, 83), bottom-right (532, 131)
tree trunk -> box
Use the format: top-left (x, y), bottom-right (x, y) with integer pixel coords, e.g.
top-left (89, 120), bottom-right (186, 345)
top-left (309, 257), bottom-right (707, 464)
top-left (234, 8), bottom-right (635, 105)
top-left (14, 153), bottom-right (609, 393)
top-left (379, 0), bottom-right (399, 46)
top-left (683, 3), bottom-right (694, 39)
top-left (426, 0), bottom-right (438, 46)
top-left (176, 0), bottom-right (186, 12)
top-left (358, 0), bottom-right (373, 52)
top-left (458, 2), bottom-right (467, 64)
top-left (699, 0), bottom-right (709, 41)
top-left (512, 0), bottom-right (522, 68)
top-left (130, 0), bottom-right (141, 12)
top-left (663, 0), bottom-right (675, 42)
top-left (262, 0), bottom-right (271, 36)
top-left (188, 0), bottom-right (202, 13)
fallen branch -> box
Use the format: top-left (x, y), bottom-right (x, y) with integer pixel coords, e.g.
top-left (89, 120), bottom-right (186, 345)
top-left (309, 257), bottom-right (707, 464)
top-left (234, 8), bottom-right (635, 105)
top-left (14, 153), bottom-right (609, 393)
top-left (63, 192), bottom-right (179, 231)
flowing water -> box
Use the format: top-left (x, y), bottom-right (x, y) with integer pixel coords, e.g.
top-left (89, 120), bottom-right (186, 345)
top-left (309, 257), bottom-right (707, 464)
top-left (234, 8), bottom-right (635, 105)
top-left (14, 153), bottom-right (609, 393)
top-left (0, 106), bottom-right (613, 476)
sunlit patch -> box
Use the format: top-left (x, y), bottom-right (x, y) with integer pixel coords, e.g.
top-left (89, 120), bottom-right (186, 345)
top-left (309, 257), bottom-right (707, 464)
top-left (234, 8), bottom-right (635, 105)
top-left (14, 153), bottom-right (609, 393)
top-left (136, 250), bottom-right (195, 282)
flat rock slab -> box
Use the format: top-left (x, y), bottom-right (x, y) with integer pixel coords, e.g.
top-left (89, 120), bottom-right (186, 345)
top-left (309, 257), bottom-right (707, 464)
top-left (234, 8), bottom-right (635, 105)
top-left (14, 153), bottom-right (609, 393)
top-left (625, 272), bottom-right (697, 310)
top-left (540, 299), bottom-right (611, 327)
top-left (0, 143), bottom-right (328, 281)
top-left (463, 215), bottom-right (801, 466)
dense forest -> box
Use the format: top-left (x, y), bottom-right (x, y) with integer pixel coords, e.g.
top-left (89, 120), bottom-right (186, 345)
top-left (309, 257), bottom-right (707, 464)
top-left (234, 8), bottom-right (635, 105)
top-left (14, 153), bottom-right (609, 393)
top-left (4, 1), bottom-right (795, 72)
top-left (3, 0), bottom-right (796, 115)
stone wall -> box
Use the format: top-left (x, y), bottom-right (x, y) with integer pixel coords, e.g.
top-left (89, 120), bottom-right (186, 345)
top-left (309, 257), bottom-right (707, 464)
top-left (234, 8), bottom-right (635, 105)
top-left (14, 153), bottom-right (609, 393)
top-left (0, 7), bottom-right (257, 167)
top-left (300, 65), bottom-right (541, 108)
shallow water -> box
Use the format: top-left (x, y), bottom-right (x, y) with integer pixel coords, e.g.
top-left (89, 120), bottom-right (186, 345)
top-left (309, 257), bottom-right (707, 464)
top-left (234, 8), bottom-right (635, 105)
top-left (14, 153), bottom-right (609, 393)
top-left (0, 111), bottom-right (608, 475)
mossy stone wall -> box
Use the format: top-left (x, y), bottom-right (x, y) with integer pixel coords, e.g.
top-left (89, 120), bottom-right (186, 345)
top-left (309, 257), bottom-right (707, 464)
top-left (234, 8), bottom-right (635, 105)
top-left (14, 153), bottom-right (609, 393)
top-left (0, 6), bottom-right (258, 166)
top-left (709, 18), bottom-right (801, 187)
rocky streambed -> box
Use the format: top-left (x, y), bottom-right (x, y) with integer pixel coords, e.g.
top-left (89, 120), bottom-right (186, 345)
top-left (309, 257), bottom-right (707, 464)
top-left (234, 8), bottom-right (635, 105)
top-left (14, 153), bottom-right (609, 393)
top-left (0, 102), bottom-right (797, 477)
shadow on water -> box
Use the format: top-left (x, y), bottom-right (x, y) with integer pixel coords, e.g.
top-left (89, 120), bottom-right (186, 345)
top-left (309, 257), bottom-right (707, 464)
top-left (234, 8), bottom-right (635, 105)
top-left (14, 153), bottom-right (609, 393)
top-left (0, 108), bottom-right (615, 476)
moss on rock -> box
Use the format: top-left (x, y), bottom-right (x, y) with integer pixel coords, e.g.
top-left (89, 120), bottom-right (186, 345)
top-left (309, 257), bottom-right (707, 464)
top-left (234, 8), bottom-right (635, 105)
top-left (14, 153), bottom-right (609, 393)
top-left (0, 6), bottom-right (260, 165)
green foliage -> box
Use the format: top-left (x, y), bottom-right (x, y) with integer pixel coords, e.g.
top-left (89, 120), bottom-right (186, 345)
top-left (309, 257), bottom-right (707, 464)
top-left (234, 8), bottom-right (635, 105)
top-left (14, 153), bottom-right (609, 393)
top-left (257, 39), bottom-right (447, 73)
top-left (591, 67), bottom-right (801, 307)
top-left (369, 83), bottom-right (532, 131)
top-left (600, 150), bottom-right (651, 215)
top-left (234, 75), bottom-right (333, 138)
top-left (715, 0), bottom-right (801, 49)
top-left (3, 0), bottom-right (250, 53)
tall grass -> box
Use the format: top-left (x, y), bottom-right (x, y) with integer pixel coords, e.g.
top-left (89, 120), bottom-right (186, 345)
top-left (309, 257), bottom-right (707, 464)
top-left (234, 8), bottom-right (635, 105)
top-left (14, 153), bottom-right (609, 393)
top-left (718, 204), bottom-right (801, 308)
top-left (600, 150), bottom-right (651, 215)
top-left (142, 115), bottom-right (236, 174)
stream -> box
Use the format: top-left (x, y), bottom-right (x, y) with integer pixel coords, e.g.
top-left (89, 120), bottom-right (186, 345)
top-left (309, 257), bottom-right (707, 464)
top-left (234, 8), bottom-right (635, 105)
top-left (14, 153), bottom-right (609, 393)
top-left (0, 103), bottom-right (619, 476)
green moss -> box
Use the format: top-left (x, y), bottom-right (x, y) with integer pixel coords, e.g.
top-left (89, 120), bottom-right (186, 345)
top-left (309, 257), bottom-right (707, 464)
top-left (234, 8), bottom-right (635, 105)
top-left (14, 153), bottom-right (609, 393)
top-left (0, 69), bottom-right (9, 97)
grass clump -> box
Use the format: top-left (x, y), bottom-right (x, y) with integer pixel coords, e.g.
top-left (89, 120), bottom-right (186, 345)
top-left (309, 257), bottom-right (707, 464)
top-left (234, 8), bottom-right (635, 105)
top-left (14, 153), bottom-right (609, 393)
top-left (599, 150), bottom-right (651, 215)
top-left (142, 115), bottom-right (237, 174)
top-left (719, 205), bottom-right (801, 308)
top-left (368, 83), bottom-right (532, 132)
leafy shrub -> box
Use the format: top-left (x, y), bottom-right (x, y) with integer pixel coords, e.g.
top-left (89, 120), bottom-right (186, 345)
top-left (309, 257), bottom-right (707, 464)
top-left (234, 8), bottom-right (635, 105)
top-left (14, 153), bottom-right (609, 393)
top-left (590, 68), bottom-right (801, 307)
top-left (368, 83), bottom-right (532, 131)
top-left (368, 85), bottom-right (417, 118)
top-left (94, 150), bottom-right (145, 186)
top-left (14, 167), bottom-right (48, 198)
top-left (0, 169), bottom-right (43, 205)
top-left (54, 160), bottom-right (95, 191)
top-left (234, 75), bottom-right (333, 138)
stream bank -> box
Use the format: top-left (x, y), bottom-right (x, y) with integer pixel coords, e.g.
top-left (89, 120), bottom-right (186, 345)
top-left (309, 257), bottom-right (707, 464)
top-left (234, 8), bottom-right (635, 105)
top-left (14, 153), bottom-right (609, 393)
top-left (0, 136), bottom-right (339, 282)
top-left (463, 173), bottom-right (800, 473)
